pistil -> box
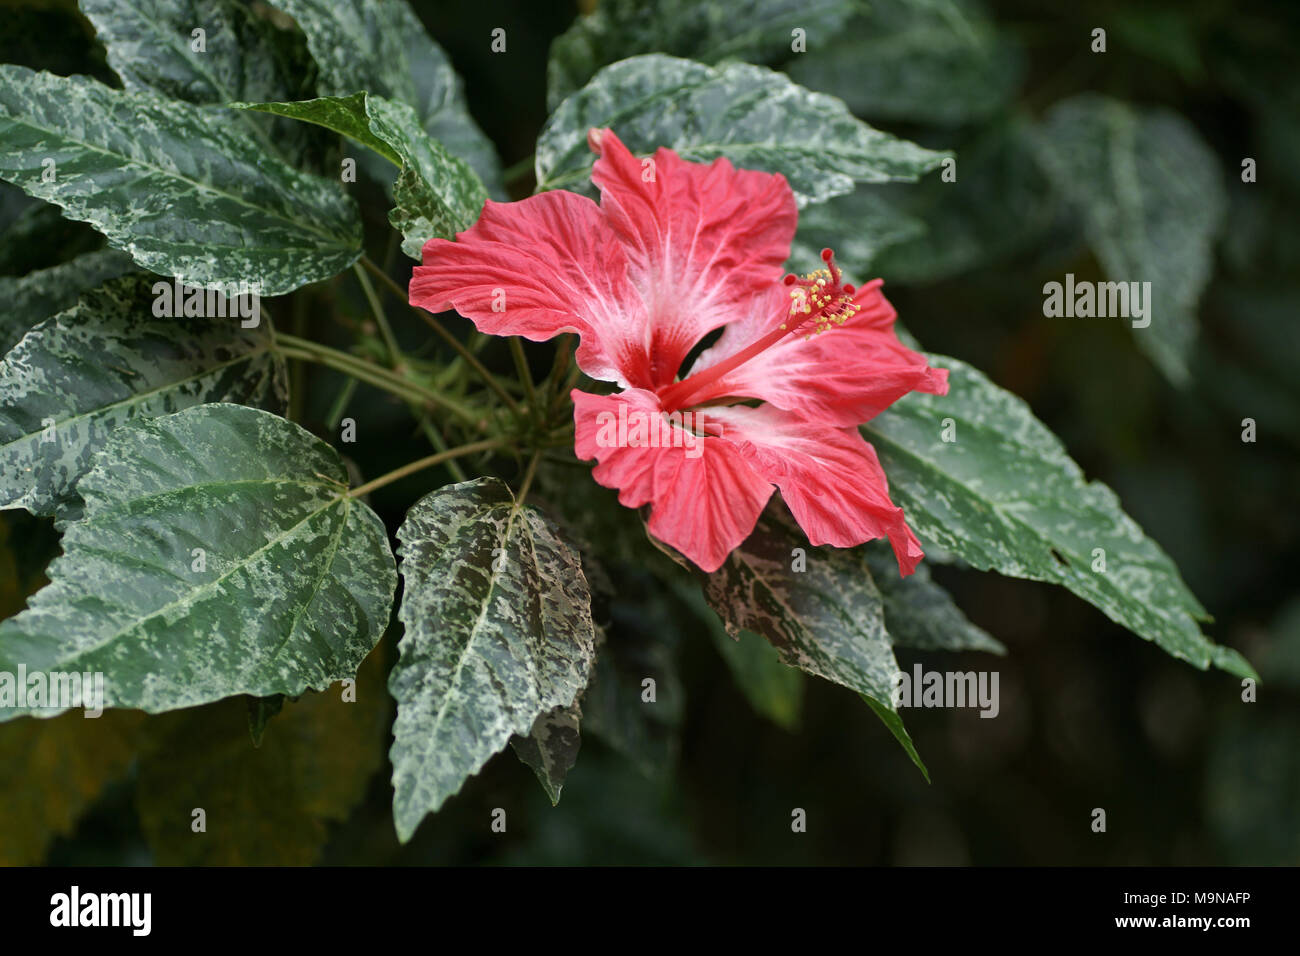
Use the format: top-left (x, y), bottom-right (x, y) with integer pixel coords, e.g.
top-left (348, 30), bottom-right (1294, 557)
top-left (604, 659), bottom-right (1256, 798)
top-left (657, 249), bottom-right (858, 412)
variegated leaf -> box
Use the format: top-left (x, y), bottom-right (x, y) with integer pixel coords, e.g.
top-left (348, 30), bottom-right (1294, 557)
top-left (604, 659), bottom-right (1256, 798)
top-left (79, 0), bottom-right (322, 166)
top-left (786, 188), bottom-right (925, 278)
top-left (704, 510), bottom-right (925, 773)
top-left (1035, 94), bottom-right (1226, 384)
top-left (547, 0), bottom-right (862, 110)
top-left (863, 540), bottom-right (1005, 654)
top-left (0, 275), bottom-right (286, 519)
top-left (0, 248), bottom-right (134, 356)
top-left (872, 117), bottom-right (1057, 283)
top-left (0, 403), bottom-right (397, 720)
top-left (787, 0), bottom-right (1023, 126)
top-left (865, 354), bottom-right (1253, 677)
top-left (269, 0), bottom-right (504, 195)
top-left (535, 54), bottom-right (948, 205)
top-left (0, 66), bottom-right (362, 295)
top-left (705, 511), bottom-right (898, 703)
top-left (673, 575), bottom-right (804, 731)
top-left (389, 478), bottom-right (595, 840)
top-left (238, 94), bottom-right (487, 258)
top-left (510, 701), bottom-right (582, 805)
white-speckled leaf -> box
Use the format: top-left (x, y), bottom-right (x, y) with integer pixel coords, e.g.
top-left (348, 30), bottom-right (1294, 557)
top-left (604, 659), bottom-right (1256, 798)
top-left (1035, 95), bottom-right (1226, 384)
top-left (704, 509), bottom-right (925, 773)
top-left (864, 354), bottom-right (1253, 677)
top-left (389, 478), bottom-right (595, 840)
top-left (0, 248), bottom-right (134, 356)
top-left (235, 94), bottom-right (399, 165)
top-left (0, 275), bottom-right (287, 519)
top-left (872, 118), bottom-right (1058, 284)
top-left (786, 188), bottom-right (925, 277)
top-left (535, 55), bottom-right (948, 205)
top-left (0, 403), bottom-right (397, 720)
top-left (0, 66), bottom-right (362, 295)
top-left (862, 540), bottom-right (1004, 654)
top-left (547, 0), bottom-right (862, 110)
top-left (269, 0), bottom-right (503, 195)
top-left (238, 94), bottom-right (487, 258)
top-left (787, 0), bottom-right (1022, 126)
top-left (78, 0), bottom-right (321, 166)
top-left (705, 510), bottom-right (898, 703)
top-left (509, 701), bottom-right (582, 805)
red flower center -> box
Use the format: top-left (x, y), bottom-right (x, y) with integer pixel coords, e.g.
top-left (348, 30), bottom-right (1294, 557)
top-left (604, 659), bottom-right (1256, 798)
top-left (657, 248), bottom-right (858, 412)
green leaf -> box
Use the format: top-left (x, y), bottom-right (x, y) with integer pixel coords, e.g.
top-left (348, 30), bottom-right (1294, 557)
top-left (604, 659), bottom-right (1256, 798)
top-left (0, 275), bottom-right (287, 520)
top-left (863, 353), bottom-right (1254, 678)
top-left (535, 54), bottom-right (948, 205)
top-left (389, 478), bottom-right (596, 840)
top-left (710, 627), bottom-right (806, 730)
top-left (136, 650), bottom-right (388, 865)
top-left (673, 575), bottom-right (804, 730)
top-left (872, 118), bottom-right (1058, 283)
top-left (78, 0), bottom-right (322, 166)
top-left (236, 94), bottom-right (487, 259)
top-left (1035, 95), bottom-right (1226, 385)
top-left (0, 403), bottom-right (397, 719)
top-left (269, 0), bottom-right (503, 195)
top-left (0, 66), bottom-right (362, 295)
top-left (703, 509), bottom-right (925, 774)
top-left (510, 702), bottom-right (582, 805)
top-left (788, 0), bottom-right (1022, 126)
top-left (860, 694), bottom-right (929, 783)
top-left (0, 247), bottom-right (134, 356)
top-left (236, 93), bottom-right (400, 165)
top-left (0, 710), bottom-right (143, 865)
top-left (244, 693), bottom-right (285, 747)
top-left (787, 188), bottom-right (925, 277)
top-left (547, 0), bottom-right (862, 110)
top-left (863, 540), bottom-right (1005, 654)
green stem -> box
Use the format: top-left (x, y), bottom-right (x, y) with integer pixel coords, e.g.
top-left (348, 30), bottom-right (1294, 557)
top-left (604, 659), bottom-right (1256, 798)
top-left (274, 334), bottom-right (479, 424)
top-left (349, 437), bottom-right (506, 499)
top-left (418, 418), bottom-right (469, 482)
top-left (353, 263), bottom-right (403, 369)
top-left (324, 377), bottom-right (358, 430)
top-left (553, 362), bottom-right (583, 416)
top-left (359, 255), bottom-right (523, 417)
top-left (509, 337), bottom-right (539, 417)
top-left (541, 334), bottom-right (574, 419)
top-left (514, 451), bottom-right (541, 507)
top-left (355, 262), bottom-right (462, 471)
top-left (276, 344), bottom-right (427, 407)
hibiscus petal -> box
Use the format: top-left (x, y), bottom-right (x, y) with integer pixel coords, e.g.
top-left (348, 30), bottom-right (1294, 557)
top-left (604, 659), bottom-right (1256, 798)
top-left (707, 403), bottom-right (926, 576)
top-left (572, 387), bottom-right (773, 572)
top-left (589, 128), bottom-right (798, 389)
top-left (684, 279), bottom-right (949, 427)
top-left (410, 191), bottom-right (658, 388)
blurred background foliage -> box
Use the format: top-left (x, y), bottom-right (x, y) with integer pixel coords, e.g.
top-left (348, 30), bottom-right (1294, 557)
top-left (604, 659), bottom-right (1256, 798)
top-left (1, 0), bottom-right (1297, 865)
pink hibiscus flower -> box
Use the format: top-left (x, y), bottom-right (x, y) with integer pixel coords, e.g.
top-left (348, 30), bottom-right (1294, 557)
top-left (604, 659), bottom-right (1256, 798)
top-left (410, 128), bottom-right (948, 574)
